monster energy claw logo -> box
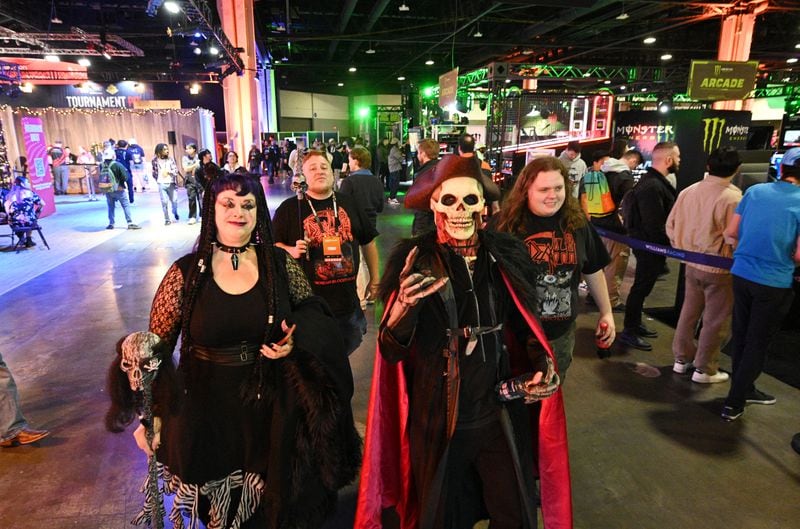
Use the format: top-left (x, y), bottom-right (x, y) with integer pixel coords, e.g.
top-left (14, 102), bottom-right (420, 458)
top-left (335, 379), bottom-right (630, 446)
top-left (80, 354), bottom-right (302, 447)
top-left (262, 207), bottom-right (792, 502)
top-left (702, 118), bottom-right (726, 153)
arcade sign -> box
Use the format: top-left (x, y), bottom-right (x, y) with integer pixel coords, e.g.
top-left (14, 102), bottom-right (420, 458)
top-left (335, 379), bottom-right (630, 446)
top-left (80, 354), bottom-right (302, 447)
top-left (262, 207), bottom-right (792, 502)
top-left (687, 60), bottom-right (758, 101)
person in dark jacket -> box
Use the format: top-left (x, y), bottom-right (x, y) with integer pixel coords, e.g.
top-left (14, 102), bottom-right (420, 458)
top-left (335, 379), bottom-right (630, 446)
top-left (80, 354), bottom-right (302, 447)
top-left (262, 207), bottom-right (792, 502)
top-left (355, 155), bottom-right (572, 529)
top-left (115, 139), bottom-right (135, 203)
top-left (617, 142), bottom-right (679, 351)
top-left (409, 138), bottom-right (440, 236)
top-left (338, 146), bottom-right (383, 229)
top-left (182, 144), bottom-right (205, 225)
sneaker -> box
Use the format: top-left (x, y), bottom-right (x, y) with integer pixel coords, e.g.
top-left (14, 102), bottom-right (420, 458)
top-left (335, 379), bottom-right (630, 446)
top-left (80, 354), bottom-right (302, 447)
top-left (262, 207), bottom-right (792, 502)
top-left (165, 220), bottom-right (172, 226)
top-left (187, 218), bottom-right (196, 225)
top-left (637, 324), bottom-right (658, 338)
top-left (721, 405), bottom-right (744, 421)
top-left (25, 239), bottom-right (36, 248)
top-left (745, 388), bottom-right (776, 405)
top-left (673, 360), bottom-right (692, 374)
top-left (127, 223), bottom-right (141, 230)
top-left (617, 330), bottom-right (652, 351)
top-left (106, 224), bottom-right (114, 230)
top-left (612, 303), bottom-right (626, 313)
top-left (692, 370), bottom-right (729, 384)
top-left (174, 213), bottom-right (180, 221)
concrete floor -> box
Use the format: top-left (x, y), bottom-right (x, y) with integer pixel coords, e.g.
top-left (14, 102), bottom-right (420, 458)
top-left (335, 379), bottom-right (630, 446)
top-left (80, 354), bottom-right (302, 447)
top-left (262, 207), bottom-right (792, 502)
top-left (1, 185), bottom-right (798, 529)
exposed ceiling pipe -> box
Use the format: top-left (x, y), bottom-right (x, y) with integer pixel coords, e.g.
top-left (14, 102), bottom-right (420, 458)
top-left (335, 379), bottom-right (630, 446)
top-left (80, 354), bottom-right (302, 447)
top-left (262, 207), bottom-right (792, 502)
top-left (326, 0), bottom-right (359, 60)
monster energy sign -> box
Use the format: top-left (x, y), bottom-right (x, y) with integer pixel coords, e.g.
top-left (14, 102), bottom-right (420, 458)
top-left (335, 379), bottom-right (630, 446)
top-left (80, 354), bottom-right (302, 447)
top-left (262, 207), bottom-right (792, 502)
top-left (688, 60), bottom-right (758, 101)
top-left (701, 117), bottom-right (749, 154)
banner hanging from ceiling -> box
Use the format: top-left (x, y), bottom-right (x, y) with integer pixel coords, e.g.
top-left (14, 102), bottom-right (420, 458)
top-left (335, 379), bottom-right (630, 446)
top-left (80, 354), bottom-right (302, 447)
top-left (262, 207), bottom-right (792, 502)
top-left (687, 60), bottom-right (758, 101)
top-left (438, 67), bottom-right (459, 109)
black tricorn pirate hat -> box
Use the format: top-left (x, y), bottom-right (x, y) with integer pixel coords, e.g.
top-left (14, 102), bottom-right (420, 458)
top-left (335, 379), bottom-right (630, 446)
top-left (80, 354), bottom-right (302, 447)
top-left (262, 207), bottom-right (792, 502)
top-left (404, 154), bottom-right (501, 210)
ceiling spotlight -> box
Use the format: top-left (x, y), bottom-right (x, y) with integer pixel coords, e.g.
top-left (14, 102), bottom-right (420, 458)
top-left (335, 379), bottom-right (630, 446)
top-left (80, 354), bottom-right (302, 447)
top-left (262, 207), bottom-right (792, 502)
top-left (397, 76), bottom-right (406, 81)
top-left (189, 83), bottom-right (201, 95)
top-left (209, 45), bottom-right (219, 55)
top-left (504, 79), bottom-right (511, 84)
top-left (337, 82), bottom-right (344, 87)
top-left (425, 58), bottom-right (434, 66)
top-left (616, 12), bottom-right (629, 20)
top-left (398, 3), bottom-right (410, 11)
top-left (787, 58), bottom-right (799, 64)
top-left (620, 85), bottom-right (627, 90)
top-left (193, 47), bottom-right (202, 55)
top-left (643, 37), bottom-right (656, 44)
top-left (50, 17), bottom-right (62, 24)
top-left (164, 1), bottom-right (181, 14)
top-left (796, 43), bottom-right (800, 49)
top-left (281, 55), bottom-right (289, 62)
top-left (44, 54), bottom-right (60, 62)
top-left (660, 53), bottom-right (673, 61)
top-left (640, 87), bottom-right (648, 92)
top-left (473, 27), bottom-right (483, 38)
top-left (20, 82), bottom-right (34, 93)
top-left (365, 47), bottom-right (376, 54)
top-left (658, 97), bottom-right (673, 114)
top-left (194, 32), bottom-right (203, 38)
top-left (604, 80), bottom-right (611, 85)
top-left (78, 57), bottom-right (91, 67)
top-left (348, 66), bottom-right (357, 72)
top-left (103, 50), bottom-right (112, 60)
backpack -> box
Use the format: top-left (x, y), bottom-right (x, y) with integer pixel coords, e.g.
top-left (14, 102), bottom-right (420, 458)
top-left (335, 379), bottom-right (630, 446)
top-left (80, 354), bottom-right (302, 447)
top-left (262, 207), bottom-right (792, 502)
top-left (98, 161), bottom-right (116, 193)
top-left (620, 186), bottom-right (640, 231)
top-left (581, 170), bottom-right (616, 216)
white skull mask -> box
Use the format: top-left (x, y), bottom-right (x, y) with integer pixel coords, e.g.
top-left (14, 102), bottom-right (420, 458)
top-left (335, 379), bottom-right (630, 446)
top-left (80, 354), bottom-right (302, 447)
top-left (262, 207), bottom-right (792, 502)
top-left (431, 176), bottom-right (485, 241)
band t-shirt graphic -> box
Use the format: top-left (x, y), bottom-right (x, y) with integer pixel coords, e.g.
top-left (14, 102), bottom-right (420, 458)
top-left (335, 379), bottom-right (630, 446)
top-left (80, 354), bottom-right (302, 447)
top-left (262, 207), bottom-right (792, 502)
top-left (272, 192), bottom-right (378, 316)
top-left (522, 212), bottom-right (609, 338)
top-left (302, 204), bottom-right (356, 284)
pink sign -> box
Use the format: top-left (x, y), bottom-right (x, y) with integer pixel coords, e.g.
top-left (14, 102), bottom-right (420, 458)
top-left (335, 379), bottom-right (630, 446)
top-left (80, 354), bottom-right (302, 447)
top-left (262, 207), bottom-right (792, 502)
top-left (20, 116), bottom-right (56, 218)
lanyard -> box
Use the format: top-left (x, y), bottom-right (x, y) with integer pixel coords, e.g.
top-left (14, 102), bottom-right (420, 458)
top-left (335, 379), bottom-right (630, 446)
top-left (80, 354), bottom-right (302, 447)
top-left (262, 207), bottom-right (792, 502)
top-left (306, 193), bottom-right (339, 231)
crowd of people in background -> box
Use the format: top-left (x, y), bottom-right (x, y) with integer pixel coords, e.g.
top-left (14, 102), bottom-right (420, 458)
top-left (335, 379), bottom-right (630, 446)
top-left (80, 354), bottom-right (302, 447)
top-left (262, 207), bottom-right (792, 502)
top-left (5, 126), bottom-right (798, 526)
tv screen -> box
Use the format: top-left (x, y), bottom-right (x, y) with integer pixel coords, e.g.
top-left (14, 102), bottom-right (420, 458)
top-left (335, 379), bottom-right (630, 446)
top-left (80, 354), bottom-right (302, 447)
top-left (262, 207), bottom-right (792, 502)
top-left (782, 129), bottom-right (800, 148)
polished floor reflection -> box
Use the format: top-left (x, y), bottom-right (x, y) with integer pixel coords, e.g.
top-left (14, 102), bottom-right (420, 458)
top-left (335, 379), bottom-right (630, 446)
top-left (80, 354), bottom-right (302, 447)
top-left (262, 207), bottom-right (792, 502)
top-left (0, 185), bottom-right (798, 529)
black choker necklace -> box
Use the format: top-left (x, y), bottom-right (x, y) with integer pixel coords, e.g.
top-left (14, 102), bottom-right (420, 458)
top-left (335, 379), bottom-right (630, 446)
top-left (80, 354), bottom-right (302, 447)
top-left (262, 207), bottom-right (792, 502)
top-left (214, 241), bottom-right (253, 271)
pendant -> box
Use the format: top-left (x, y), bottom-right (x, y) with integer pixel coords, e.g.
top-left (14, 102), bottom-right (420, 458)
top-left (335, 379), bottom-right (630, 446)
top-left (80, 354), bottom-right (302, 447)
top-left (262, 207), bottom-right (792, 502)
top-left (231, 253), bottom-right (239, 271)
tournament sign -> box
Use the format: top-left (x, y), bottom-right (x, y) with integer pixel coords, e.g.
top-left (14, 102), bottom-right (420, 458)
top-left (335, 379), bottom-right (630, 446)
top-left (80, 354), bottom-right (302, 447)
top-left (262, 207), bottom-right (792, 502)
top-left (20, 116), bottom-right (56, 217)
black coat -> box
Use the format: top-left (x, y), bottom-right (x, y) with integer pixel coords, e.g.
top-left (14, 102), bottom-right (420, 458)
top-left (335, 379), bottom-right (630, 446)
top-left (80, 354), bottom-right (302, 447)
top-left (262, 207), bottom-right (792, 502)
top-left (628, 167), bottom-right (677, 245)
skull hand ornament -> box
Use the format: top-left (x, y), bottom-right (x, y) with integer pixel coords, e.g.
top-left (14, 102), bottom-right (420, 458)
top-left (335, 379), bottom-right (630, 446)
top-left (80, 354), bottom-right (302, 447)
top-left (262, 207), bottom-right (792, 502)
top-left (431, 176), bottom-right (485, 243)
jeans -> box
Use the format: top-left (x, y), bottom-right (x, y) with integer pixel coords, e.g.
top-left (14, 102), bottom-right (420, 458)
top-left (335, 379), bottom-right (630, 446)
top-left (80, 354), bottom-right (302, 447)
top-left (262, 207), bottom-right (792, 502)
top-left (388, 170), bottom-right (402, 199)
top-left (672, 267), bottom-right (733, 374)
top-left (126, 172), bottom-right (135, 203)
top-left (106, 189), bottom-right (133, 225)
top-left (159, 183), bottom-right (178, 221)
top-left (725, 275), bottom-right (794, 408)
top-left (186, 183), bottom-right (203, 220)
top-left (0, 352), bottom-right (28, 442)
top-left (623, 250), bottom-right (666, 331)
top-left (53, 164), bottom-right (69, 194)
top-left (337, 308), bottom-right (368, 356)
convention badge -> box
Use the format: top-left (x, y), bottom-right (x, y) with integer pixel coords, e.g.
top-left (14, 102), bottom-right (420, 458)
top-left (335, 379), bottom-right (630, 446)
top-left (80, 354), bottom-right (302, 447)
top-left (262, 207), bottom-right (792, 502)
top-left (323, 235), bottom-right (343, 259)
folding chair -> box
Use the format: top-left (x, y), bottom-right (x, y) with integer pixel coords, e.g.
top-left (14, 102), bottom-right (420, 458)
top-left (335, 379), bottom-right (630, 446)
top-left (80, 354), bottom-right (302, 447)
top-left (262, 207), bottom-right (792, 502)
top-left (10, 222), bottom-right (50, 254)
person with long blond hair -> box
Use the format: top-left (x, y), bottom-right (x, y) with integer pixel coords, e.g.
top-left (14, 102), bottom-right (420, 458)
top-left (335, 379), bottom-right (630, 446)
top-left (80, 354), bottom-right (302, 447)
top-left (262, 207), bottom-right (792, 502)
top-left (495, 156), bottom-right (615, 380)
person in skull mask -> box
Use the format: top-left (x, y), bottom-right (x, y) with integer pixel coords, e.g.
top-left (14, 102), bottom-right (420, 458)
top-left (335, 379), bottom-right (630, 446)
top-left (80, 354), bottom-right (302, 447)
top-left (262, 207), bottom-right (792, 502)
top-left (355, 155), bottom-right (572, 529)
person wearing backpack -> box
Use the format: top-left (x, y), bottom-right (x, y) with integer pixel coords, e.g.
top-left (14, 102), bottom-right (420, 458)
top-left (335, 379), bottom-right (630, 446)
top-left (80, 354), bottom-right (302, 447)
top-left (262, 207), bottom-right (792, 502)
top-left (617, 142), bottom-right (679, 351)
top-left (580, 149), bottom-right (642, 311)
top-left (100, 148), bottom-right (140, 230)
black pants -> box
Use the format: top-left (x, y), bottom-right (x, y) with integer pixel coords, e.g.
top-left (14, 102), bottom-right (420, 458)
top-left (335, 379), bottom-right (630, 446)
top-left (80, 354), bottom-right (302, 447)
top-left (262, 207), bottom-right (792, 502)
top-left (623, 249), bottom-right (666, 331)
top-left (725, 275), bottom-right (794, 407)
top-left (186, 183), bottom-right (203, 220)
top-left (442, 423), bottom-right (524, 529)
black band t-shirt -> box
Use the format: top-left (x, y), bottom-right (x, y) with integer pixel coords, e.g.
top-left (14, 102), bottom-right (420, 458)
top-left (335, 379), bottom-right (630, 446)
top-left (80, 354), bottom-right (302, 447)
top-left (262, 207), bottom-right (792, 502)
top-left (272, 192), bottom-right (378, 316)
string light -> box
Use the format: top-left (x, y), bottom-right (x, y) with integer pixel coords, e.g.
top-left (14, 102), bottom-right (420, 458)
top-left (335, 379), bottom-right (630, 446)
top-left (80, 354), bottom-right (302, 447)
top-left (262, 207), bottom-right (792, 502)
top-left (0, 104), bottom-right (214, 118)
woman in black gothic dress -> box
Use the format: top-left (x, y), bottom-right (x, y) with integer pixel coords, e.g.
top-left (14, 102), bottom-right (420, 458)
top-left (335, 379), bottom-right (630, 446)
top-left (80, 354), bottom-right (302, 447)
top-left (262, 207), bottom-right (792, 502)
top-left (107, 172), bottom-right (360, 529)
